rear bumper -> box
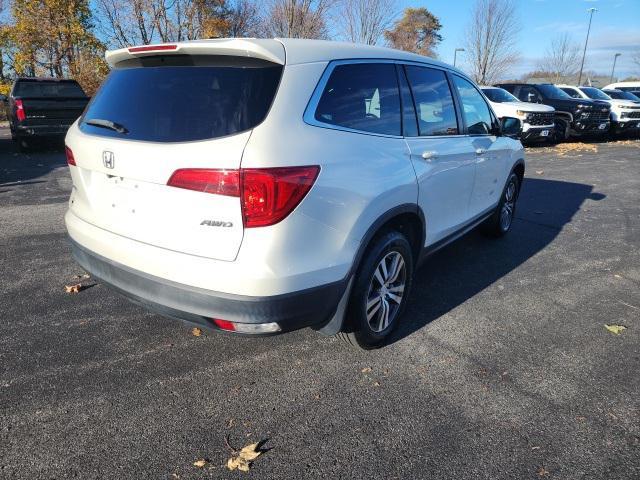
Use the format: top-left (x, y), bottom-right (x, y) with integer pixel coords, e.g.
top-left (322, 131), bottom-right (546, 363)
top-left (70, 238), bottom-right (346, 334)
top-left (16, 123), bottom-right (72, 137)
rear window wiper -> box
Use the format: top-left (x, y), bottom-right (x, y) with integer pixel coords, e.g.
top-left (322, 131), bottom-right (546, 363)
top-left (85, 118), bottom-right (129, 135)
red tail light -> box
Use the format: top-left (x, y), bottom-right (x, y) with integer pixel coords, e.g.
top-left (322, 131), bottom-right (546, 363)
top-left (167, 166), bottom-right (320, 228)
top-left (241, 166), bottom-right (320, 227)
top-left (15, 99), bottom-right (25, 122)
top-left (167, 169), bottom-right (239, 196)
top-left (65, 146), bottom-right (76, 166)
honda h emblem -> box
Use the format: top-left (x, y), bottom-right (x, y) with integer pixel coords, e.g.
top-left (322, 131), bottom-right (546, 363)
top-left (103, 151), bottom-right (115, 169)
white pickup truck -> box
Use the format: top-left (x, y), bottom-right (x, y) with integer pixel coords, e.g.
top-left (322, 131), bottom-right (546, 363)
top-left (557, 85), bottom-right (640, 136)
top-left (481, 86), bottom-right (555, 143)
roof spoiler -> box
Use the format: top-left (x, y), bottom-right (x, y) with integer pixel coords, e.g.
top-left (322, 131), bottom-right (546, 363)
top-left (105, 39), bottom-right (286, 67)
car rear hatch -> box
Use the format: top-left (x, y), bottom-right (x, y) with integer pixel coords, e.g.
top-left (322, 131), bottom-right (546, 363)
top-left (66, 40), bottom-right (285, 261)
top-left (15, 80), bottom-right (88, 126)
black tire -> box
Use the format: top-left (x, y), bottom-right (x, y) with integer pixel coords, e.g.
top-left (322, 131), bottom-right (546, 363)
top-left (554, 118), bottom-right (569, 143)
top-left (481, 172), bottom-right (520, 237)
top-left (15, 136), bottom-right (30, 153)
top-left (337, 231), bottom-right (414, 350)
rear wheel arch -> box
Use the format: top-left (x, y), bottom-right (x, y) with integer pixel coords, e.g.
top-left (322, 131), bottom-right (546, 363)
top-left (512, 161), bottom-right (525, 185)
top-left (350, 205), bottom-right (425, 278)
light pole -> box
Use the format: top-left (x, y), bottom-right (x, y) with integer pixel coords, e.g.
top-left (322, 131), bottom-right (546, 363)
top-left (577, 7), bottom-right (597, 86)
top-left (610, 53), bottom-right (621, 84)
top-left (453, 48), bottom-right (465, 68)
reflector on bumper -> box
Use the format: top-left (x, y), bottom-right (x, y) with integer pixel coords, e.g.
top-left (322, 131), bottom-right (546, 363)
top-left (212, 318), bottom-right (281, 334)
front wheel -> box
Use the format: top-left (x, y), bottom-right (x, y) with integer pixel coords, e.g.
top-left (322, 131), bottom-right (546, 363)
top-left (553, 118), bottom-right (569, 143)
top-left (337, 231), bottom-right (414, 349)
top-left (482, 172), bottom-right (520, 237)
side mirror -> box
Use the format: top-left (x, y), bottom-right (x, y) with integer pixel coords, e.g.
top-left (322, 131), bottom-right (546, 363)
top-left (500, 117), bottom-right (522, 138)
top-left (527, 93), bottom-right (537, 103)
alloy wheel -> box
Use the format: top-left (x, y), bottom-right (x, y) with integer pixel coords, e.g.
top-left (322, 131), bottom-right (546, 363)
top-left (365, 251), bottom-right (407, 333)
top-left (500, 179), bottom-right (517, 231)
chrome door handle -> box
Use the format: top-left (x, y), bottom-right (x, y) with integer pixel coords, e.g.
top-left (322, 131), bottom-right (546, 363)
top-left (475, 148), bottom-right (487, 155)
top-left (421, 150), bottom-right (439, 161)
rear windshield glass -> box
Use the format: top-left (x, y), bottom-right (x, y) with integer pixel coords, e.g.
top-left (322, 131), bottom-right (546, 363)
top-left (14, 81), bottom-right (86, 98)
top-left (80, 59), bottom-right (283, 142)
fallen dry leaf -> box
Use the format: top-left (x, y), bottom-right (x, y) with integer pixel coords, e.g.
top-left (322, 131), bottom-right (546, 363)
top-left (191, 327), bottom-right (202, 337)
top-left (64, 284), bottom-right (81, 294)
top-left (193, 459), bottom-right (208, 468)
top-left (226, 442), bottom-right (262, 472)
top-left (604, 324), bottom-right (627, 335)
top-left (535, 170), bottom-right (544, 175)
top-left (361, 367), bottom-right (372, 373)
top-left (537, 466), bottom-right (550, 476)
top-left (555, 142), bottom-right (598, 157)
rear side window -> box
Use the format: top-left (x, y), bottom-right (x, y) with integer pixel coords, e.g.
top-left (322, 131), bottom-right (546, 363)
top-left (404, 66), bottom-right (458, 136)
top-left (14, 81), bottom-right (86, 98)
top-left (314, 63), bottom-right (401, 136)
top-left (80, 58), bottom-right (282, 142)
top-left (452, 75), bottom-right (494, 135)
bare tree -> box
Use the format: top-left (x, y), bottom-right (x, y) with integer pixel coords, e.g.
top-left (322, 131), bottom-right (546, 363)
top-left (464, 0), bottom-right (519, 85)
top-left (96, 0), bottom-right (157, 47)
top-left (536, 33), bottom-right (581, 83)
top-left (227, 0), bottom-right (263, 37)
top-left (336, 0), bottom-right (397, 46)
top-left (263, 0), bottom-right (334, 39)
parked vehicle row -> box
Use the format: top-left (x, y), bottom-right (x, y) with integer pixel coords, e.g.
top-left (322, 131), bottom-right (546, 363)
top-left (480, 86), bottom-right (555, 142)
top-left (486, 81), bottom-right (640, 143)
top-left (557, 84), bottom-right (640, 136)
top-left (3, 70), bottom-right (637, 153)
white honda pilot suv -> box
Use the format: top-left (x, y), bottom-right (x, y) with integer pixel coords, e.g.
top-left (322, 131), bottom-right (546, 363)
top-left (65, 38), bottom-right (525, 349)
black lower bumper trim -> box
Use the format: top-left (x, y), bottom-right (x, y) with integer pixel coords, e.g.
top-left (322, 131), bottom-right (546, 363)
top-left (521, 128), bottom-right (553, 142)
top-left (69, 239), bottom-right (345, 334)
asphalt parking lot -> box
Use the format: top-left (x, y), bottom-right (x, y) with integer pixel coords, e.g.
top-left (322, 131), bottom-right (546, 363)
top-left (1, 130), bottom-right (639, 479)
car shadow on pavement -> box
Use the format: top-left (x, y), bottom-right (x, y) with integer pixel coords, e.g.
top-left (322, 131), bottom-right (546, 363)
top-left (0, 137), bottom-right (66, 187)
top-left (388, 177), bottom-right (606, 346)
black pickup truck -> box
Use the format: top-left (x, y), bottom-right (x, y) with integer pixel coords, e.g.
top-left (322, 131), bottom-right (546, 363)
top-left (1, 78), bottom-right (89, 151)
top-left (495, 83), bottom-right (611, 142)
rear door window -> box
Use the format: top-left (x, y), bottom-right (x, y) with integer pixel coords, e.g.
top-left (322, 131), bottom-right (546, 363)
top-left (314, 63), bottom-right (401, 136)
top-left (80, 57), bottom-right (283, 143)
top-left (404, 65), bottom-right (458, 136)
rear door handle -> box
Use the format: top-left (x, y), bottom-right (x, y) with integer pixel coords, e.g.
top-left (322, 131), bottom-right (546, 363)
top-left (475, 148), bottom-right (487, 155)
top-left (421, 150), bottom-right (439, 161)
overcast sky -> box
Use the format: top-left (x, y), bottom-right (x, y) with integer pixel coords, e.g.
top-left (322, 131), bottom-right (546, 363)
top-left (397, 0), bottom-right (640, 80)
